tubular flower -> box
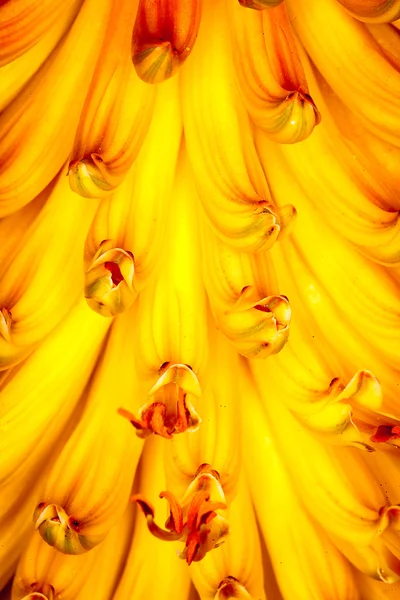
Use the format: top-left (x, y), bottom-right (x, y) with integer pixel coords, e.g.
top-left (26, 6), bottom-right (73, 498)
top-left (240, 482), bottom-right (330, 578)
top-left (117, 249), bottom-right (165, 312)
top-left (132, 0), bottom-right (202, 83)
top-left (132, 463), bottom-right (229, 565)
top-left (2, 0), bottom-right (400, 599)
top-left (33, 311), bottom-right (143, 555)
top-left (229, 0), bottom-right (321, 143)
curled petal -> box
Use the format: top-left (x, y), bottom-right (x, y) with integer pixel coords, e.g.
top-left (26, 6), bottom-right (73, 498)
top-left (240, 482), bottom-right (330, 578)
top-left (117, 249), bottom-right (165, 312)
top-left (221, 289), bottom-right (291, 359)
top-left (68, 155), bottom-right (116, 199)
top-left (336, 0), bottom-right (400, 23)
top-left (84, 240), bottom-right (137, 317)
top-left (132, 0), bottom-right (202, 83)
top-left (33, 504), bottom-right (103, 555)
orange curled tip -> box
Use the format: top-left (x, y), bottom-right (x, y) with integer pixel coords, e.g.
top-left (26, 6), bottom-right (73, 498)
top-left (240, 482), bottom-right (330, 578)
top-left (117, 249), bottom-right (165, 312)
top-left (119, 363), bottom-right (201, 439)
top-left (0, 308), bottom-right (12, 342)
top-left (215, 577), bottom-right (254, 600)
top-left (133, 464), bottom-right (229, 564)
top-left (239, 0), bottom-right (284, 9)
top-left (84, 239), bottom-right (137, 317)
top-left (336, 0), bottom-right (400, 23)
top-left (132, 0), bottom-right (202, 83)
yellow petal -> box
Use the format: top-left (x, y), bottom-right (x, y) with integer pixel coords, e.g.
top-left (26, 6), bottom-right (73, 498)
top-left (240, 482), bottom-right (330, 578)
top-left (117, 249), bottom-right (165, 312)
top-left (34, 310), bottom-right (143, 554)
top-left (0, 0), bottom-right (111, 215)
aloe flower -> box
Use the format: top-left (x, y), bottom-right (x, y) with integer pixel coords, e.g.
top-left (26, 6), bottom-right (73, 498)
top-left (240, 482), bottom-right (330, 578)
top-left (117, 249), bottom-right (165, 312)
top-left (1, 0), bottom-right (400, 599)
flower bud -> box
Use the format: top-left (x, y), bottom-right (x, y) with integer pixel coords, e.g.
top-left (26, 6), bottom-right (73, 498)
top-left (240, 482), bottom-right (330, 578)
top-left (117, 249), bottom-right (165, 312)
top-left (221, 287), bottom-right (291, 359)
top-left (215, 577), bottom-right (254, 600)
top-left (84, 240), bottom-right (137, 317)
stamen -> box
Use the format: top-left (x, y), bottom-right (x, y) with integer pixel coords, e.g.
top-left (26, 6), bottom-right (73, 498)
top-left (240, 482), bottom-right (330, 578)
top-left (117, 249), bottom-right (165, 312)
top-left (119, 364), bottom-right (201, 438)
top-left (132, 464), bottom-right (229, 564)
top-left (371, 425), bottom-right (400, 443)
top-left (160, 491), bottom-right (184, 534)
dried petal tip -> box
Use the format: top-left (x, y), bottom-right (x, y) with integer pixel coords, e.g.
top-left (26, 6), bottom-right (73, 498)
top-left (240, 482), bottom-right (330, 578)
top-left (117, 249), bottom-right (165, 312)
top-left (132, 0), bottom-right (202, 83)
top-left (216, 577), bottom-right (254, 600)
top-left (68, 155), bottom-right (116, 199)
top-left (84, 240), bottom-right (137, 317)
top-left (239, 0), bottom-right (284, 9)
top-left (0, 308), bottom-right (12, 342)
top-left (18, 583), bottom-right (55, 600)
top-left (336, 0), bottom-right (400, 23)
top-left (119, 363), bottom-right (201, 439)
top-left (132, 464), bottom-right (229, 565)
top-left (33, 503), bottom-right (103, 555)
top-left (221, 289), bottom-right (291, 359)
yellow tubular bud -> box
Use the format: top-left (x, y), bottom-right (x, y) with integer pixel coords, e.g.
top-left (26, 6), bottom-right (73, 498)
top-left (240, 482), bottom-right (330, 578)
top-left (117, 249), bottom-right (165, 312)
top-left (0, 170), bottom-right (98, 370)
top-left (124, 152), bottom-right (207, 438)
top-left (0, 0), bottom-right (82, 66)
top-left (74, 504), bottom-right (135, 600)
top-left (336, 0), bottom-right (400, 23)
top-left (241, 368), bottom-right (359, 600)
top-left (85, 76), bottom-right (182, 293)
top-left (250, 359), bottom-right (395, 548)
top-left (255, 86), bottom-right (400, 265)
top-left (0, 301), bottom-right (111, 520)
top-left (181, 0), bottom-right (294, 252)
top-left (228, 0), bottom-right (320, 144)
top-left (0, 0), bottom-right (82, 113)
top-left (34, 310), bottom-right (143, 555)
top-left (286, 0), bottom-right (400, 146)
top-left (189, 470), bottom-right (266, 600)
top-left (201, 219), bottom-right (291, 359)
top-left (113, 436), bottom-right (192, 600)
top-left (165, 327), bottom-right (241, 502)
top-left (132, 0), bottom-right (202, 83)
top-left (11, 533), bottom-right (97, 600)
top-left (68, 0), bottom-right (155, 199)
top-left (0, 0), bottom-right (111, 216)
